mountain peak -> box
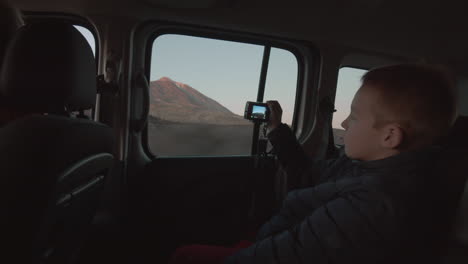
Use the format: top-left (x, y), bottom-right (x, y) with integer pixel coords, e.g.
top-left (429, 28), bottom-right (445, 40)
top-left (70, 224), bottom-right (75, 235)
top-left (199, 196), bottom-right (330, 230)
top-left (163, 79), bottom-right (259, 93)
top-left (157, 77), bottom-right (189, 90)
top-left (149, 77), bottom-right (249, 125)
top-left (158, 76), bottom-right (173, 82)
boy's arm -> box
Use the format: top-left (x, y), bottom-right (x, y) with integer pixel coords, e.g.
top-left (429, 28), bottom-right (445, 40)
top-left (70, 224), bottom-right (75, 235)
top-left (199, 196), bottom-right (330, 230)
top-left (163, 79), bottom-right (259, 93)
top-left (225, 185), bottom-right (396, 264)
top-left (268, 123), bottom-right (330, 188)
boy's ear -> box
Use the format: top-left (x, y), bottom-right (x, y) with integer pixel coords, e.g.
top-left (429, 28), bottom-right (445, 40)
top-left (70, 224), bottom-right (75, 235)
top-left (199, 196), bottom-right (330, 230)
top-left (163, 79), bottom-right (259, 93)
top-left (381, 124), bottom-right (404, 149)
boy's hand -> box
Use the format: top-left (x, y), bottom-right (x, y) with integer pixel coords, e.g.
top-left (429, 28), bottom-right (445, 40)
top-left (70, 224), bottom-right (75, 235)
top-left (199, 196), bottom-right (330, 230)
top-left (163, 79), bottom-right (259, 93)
top-left (267, 100), bottom-right (283, 131)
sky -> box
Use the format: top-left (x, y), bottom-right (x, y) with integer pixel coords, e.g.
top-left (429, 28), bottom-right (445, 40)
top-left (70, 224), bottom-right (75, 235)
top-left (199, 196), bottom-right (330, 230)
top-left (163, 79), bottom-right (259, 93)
top-left (76, 29), bottom-right (366, 127)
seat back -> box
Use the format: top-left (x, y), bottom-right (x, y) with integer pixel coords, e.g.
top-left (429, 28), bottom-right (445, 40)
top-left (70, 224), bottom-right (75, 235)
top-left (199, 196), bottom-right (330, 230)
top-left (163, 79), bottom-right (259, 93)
top-left (445, 180), bottom-right (468, 264)
top-left (0, 115), bottom-right (115, 264)
top-left (439, 116), bottom-right (468, 263)
top-left (454, 180), bottom-right (468, 246)
top-left (36, 153), bottom-right (114, 263)
top-left (440, 173), bottom-right (468, 264)
top-left (0, 22), bottom-right (115, 264)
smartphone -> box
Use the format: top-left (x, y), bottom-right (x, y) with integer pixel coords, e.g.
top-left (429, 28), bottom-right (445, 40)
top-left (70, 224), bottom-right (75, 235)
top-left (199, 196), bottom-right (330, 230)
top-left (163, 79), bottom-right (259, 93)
top-left (244, 101), bottom-right (269, 122)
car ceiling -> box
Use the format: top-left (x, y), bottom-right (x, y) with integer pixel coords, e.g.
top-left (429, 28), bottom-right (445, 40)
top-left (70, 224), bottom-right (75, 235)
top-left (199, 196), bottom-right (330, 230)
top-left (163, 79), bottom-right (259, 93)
top-left (11, 0), bottom-right (468, 70)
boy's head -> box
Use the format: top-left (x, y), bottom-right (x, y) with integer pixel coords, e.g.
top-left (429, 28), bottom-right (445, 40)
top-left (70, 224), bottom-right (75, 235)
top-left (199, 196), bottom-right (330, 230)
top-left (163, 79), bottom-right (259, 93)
top-left (341, 63), bottom-right (457, 161)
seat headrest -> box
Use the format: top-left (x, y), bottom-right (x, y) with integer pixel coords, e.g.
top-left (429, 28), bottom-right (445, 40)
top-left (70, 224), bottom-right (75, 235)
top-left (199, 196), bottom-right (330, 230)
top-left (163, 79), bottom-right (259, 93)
top-left (0, 22), bottom-right (96, 113)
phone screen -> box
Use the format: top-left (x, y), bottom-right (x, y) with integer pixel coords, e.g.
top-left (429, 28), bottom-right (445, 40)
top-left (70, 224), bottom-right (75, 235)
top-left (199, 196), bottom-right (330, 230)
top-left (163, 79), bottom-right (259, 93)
top-left (251, 105), bottom-right (267, 119)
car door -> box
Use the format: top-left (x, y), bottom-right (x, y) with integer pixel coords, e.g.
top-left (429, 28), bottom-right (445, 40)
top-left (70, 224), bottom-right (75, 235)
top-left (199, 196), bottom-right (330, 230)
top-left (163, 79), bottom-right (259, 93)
top-left (125, 22), bottom-right (317, 263)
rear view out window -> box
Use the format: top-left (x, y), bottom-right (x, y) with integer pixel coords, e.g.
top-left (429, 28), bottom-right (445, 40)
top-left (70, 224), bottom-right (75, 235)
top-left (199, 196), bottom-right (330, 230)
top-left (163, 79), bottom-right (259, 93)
top-left (333, 67), bottom-right (368, 145)
top-left (148, 34), bottom-right (298, 157)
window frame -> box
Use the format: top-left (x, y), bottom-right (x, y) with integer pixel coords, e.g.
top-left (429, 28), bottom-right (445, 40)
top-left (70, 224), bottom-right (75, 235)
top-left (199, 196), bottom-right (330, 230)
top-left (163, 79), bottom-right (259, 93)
top-left (142, 24), bottom-right (307, 158)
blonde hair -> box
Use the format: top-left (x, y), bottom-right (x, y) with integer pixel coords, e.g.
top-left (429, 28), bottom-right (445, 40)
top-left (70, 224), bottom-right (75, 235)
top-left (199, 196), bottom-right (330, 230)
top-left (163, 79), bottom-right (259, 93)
top-left (362, 64), bottom-right (457, 148)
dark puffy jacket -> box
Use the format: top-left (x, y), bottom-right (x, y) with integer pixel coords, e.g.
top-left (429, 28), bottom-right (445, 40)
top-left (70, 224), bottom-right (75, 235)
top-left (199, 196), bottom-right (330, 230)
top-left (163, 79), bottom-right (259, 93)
top-left (226, 124), bottom-right (454, 264)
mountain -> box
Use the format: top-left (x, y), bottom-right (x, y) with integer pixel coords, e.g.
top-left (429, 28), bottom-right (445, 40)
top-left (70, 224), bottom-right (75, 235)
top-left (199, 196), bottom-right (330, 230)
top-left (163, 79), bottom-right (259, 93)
top-left (149, 77), bottom-right (250, 125)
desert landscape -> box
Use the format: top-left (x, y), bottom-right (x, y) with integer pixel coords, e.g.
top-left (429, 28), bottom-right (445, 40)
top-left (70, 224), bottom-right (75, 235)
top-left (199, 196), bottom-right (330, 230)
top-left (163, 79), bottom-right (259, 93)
top-left (147, 77), bottom-right (254, 156)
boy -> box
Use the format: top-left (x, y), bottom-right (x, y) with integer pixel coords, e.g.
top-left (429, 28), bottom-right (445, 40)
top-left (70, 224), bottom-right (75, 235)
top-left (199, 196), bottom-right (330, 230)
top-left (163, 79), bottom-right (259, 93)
top-left (171, 64), bottom-right (457, 264)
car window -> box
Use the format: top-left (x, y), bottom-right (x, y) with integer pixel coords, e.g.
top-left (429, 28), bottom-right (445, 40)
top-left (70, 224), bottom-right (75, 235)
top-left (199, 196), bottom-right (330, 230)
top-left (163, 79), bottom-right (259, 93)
top-left (148, 34), bottom-right (299, 156)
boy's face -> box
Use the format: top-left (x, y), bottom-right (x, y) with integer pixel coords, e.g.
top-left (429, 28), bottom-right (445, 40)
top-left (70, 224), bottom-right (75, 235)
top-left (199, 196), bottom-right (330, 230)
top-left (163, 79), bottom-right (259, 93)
top-left (341, 86), bottom-right (390, 161)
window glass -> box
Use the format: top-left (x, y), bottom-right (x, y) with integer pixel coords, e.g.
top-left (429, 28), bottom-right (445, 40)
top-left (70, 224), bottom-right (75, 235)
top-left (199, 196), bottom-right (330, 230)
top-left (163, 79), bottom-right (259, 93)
top-left (263, 48), bottom-right (298, 126)
top-left (73, 25), bottom-right (96, 57)
top-left (333, 67), bottom-right (368, 145)
top-left (149, 34), bottom-right (262, 156)
top-left (148, 34), bottom-right (299, 156)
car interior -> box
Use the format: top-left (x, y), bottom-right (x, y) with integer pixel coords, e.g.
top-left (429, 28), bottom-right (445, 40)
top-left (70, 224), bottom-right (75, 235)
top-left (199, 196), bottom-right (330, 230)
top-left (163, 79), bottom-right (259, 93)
top-left (1, 0), bottom-right (468, 263)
